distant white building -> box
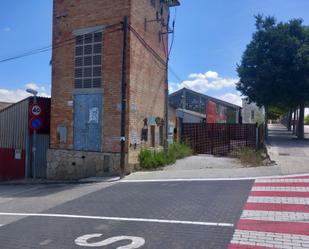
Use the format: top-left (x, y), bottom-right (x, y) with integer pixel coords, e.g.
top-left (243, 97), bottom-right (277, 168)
top-left (242, 98), bottom-right (265, 124)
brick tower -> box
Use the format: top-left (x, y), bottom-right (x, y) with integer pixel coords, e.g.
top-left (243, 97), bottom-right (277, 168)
top-left (48, 0), bottom-right (180, 179)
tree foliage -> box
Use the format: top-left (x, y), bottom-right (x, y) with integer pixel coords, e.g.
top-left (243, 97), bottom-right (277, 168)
top-left (237, 15), bottom-right (309, 138)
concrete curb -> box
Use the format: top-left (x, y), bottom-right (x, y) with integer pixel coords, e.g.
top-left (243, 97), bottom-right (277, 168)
top-left (0, 177), bottom-right (121, 186)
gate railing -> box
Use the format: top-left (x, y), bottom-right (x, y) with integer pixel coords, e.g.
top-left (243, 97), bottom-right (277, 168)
top-left (181, 123), bottom-right (264, 155)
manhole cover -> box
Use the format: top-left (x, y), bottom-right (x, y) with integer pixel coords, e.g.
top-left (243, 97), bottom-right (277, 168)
top-left (279, 153), bottom-right (290, 156)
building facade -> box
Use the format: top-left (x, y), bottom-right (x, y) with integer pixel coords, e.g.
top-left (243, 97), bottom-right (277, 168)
top-left (169, 88), bottom-right (241, 124)
top-left (0, 97), bottom-right (50, 180)
top-left (242, 98), bottom-right (265, 124)
top-left (48, 0), bottom-right (180, 179)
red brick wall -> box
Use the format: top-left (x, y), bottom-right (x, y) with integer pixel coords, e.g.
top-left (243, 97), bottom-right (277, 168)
top-left (51, 0), bottom-right (130, 152)
top-left (51, 0), bottom-right (169, 164)
top-left (128, 0), bottom-right (169, 164)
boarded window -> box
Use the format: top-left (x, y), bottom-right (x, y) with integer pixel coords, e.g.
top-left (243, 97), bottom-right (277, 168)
top-left (75, 31), bottom-right (102, 88)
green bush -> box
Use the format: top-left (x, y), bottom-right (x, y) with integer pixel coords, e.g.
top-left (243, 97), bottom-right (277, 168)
top-left (138, 143), bottom-right (192, 169)
top-left (305, 115), bottom-right (309, 125)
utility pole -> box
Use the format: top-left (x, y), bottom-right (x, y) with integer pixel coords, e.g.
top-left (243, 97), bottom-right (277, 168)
top-left (33, 95), bottom-right (37, 179)
top-left (26, 88), bottom-right (38, 179)
top-left (164, 52), bottom-right (169, 151)
top-left (120, 16), bottom-right (128, 178)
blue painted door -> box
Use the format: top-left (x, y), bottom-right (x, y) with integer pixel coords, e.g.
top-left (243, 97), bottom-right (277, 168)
top-left (74, 94), bottom-right (102, 152)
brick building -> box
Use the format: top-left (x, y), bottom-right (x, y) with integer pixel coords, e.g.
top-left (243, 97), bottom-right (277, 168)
top-left (48, 0), bottom-right (180, 179)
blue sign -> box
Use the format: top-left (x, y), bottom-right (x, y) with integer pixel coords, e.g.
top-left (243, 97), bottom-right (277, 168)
top-left (30, 117), bottom-right (43, 130)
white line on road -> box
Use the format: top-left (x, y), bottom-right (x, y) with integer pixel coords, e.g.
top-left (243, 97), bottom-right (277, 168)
top-left (120, 174), bottom-right (309, 183)
top-left (241, 210), bottom-right (309, 223)
top-left (247, 196), bottom-right (309, 205)
top-left (0, 212), bottom-right (234, 227)
top-left (255, 178), bottom-right (309, 183)
top-left (252, 186), bottom-right (309, 192)
top-left (121, 178), bottom-right (257, 183)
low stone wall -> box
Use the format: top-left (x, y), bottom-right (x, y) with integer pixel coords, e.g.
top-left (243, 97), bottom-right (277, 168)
top-left (47, 149), bottom-right (124, 180)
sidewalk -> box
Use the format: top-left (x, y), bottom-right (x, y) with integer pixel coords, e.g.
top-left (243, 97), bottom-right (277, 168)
top-left (124, 124), bottom-right (309, 181)
top-left (267, 124), bottom-right (309, 175)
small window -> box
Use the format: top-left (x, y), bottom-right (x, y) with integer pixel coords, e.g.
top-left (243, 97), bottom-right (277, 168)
top-left (74, 31), bottom-right (102, 89)
top-left (251, 110), bottom-right (255, 120)
top-left (150, 0), bottom-right (156, 7)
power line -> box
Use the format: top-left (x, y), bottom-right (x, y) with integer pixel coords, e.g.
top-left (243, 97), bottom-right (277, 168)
top-left (128, 24), bottom-right (167, 67)
top-left (0, 20), bottom-right (184, 84)
top-left (168, 8), bottom-right (177, 58)
top-left (168, 65), bottom-right (184, 83)
top-left (0, 23), bottom-right (122, 64)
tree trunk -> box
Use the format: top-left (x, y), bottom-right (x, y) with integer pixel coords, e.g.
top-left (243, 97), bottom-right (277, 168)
top-left (292, 108), bottom-right (297, 134)
top-left (265, 107), bottom-right (268, 140)
top-left (297, 103), bottom-right (305, 140)
top-left (287, 109), bottom-right (292, 131)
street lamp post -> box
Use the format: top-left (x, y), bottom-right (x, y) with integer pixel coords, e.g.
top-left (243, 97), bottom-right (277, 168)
top-left (26, 88), bottom-right (38, 179)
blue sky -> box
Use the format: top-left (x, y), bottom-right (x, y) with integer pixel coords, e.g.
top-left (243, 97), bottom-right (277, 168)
top-left (0, 0), bottom-right (309, 106)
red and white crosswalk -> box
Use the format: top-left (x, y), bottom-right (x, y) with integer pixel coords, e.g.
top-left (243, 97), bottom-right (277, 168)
top-left (229, 175), bottom-right (309, 249)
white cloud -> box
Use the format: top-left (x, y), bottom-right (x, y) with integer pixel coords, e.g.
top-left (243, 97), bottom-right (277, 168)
top-left (216, 92), bottom-right (242, 107)
top-left (0, 83), bottom-right (50, 103)
top-left (2, 27), bottom-right (11, 32)
top-left (171, 70), bottom-right (238, 93)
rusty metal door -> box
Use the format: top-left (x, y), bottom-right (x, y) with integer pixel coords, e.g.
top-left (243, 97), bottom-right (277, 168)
top-left (74, 94), bottom-right (102, 152)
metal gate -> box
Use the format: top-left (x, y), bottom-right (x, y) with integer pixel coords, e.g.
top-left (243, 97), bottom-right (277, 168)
top-left (28, 134), bottom-right (50, 178)
top-left (74, 94), bottom-right (102, 152)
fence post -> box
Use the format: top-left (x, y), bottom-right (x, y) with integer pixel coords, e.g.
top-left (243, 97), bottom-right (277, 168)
top-left (179, 118), bottom-right (184, 143)
top-left (228, 124), bottom-right (231, 153)
top-left (211, 123), bottom-right (214, 154)
top-left (255, 123), bottom-right (259, 150)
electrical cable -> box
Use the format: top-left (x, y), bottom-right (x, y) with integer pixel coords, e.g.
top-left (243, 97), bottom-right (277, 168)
top-left (0, 23), bottom-right (121, 64)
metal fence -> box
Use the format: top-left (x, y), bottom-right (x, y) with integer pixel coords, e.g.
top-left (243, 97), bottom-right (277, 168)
top-left (181, 123), bottom-right (264, 155)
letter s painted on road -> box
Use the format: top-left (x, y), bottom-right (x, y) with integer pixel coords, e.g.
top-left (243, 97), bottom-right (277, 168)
top-left (75, 233), bottom-right (145, 249)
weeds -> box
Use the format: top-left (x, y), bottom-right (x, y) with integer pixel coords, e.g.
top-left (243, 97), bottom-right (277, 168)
top-left (138, 143), bottom-right (192, 169)
top-left (231, 147), bottom-right (266, 167)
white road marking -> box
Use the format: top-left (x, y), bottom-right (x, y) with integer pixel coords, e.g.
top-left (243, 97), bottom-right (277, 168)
top-left (0, 224), bottom-right (3, 227)
top-left (248, 196), bottom-right (309, 205)
top-left (0, 212), bottom-right (233, 227)
top-left (75, 234), bottom-right (145, 248)
top-left (255, 178), bottom-right (309, 183)
top-left (39, 239), bottom-right (53, 246)
top-left (121, 178), bottom-right (257, 183)
top-left (231, 230), bottom-right (309, 249)
top-left (241, 210), bottom-right (309, 223)
top-left (121, 174), bottom-right (309, 183)
top-left (252, 186), bottom-right (309, 192)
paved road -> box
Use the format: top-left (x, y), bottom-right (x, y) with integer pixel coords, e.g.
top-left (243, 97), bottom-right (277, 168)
top-left (0, 180), bottom-right (253, 249)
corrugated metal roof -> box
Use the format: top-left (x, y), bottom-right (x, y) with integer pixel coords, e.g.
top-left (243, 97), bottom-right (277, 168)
top-left (0, 102), bottom-right (13, 111)
top-left (169, 87), bottom-right (242, 109)
top-left (176, 108), bottom-right (206, 118)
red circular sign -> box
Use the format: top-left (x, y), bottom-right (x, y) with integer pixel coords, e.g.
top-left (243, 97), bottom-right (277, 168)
top-left (30, 104), bottom-right (42, 116)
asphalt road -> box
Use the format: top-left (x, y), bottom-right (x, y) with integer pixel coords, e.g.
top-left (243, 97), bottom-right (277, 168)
top-left (0, 180), bottom-right (253, 249)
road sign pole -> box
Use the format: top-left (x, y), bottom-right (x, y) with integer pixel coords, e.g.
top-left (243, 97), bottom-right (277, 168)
top-left (32, 96), bottom-right (37, 179)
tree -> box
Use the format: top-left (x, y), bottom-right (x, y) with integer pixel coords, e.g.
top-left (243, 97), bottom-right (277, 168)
top-left (305, 115), bottom-right (309, 125)
top-left (237, 15), bottom-right (309, 139)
